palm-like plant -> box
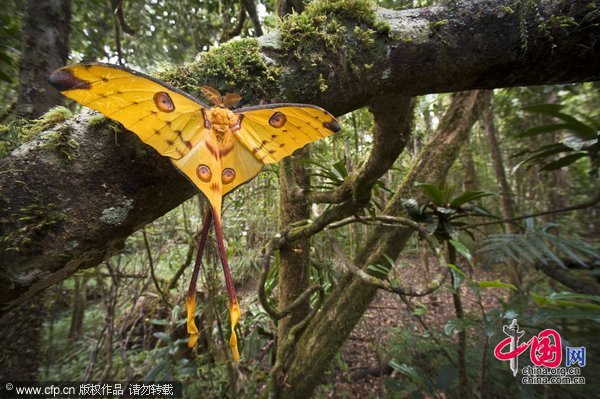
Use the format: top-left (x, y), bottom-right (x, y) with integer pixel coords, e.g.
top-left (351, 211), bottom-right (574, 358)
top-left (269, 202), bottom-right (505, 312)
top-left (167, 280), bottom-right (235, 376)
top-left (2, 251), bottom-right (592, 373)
top-left (514, 104), bottom-right (599, 176)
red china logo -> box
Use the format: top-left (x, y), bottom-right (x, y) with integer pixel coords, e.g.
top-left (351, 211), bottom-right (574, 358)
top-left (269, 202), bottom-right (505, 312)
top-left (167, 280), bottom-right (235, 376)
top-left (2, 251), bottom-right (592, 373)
top-left (493, 319), bottom-right (586, 385)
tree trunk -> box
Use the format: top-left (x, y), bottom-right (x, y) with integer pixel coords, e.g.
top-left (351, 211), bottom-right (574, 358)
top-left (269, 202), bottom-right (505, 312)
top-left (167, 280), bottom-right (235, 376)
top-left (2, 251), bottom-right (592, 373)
top-left (15, 0), bottom-right (71, 119)
top-left (0, 294), bottom-right (47, 380)
top-left (448, 242), bottom-right (469, 398)
top-left (241, 0), bottom-right (263, 37)
top-left (461, 134), bottom-right (480, 192)
top-left (276, 0), bottom-right (304, 17)
top-left (275, 90), bottom-right (491, 398)
top-left (277, 149), bottom-right (311, 359)
top-left (68, 276), bottom-right (88, 340)
top-left (1, 0), bottom-right (71, 382)
top-left (481, 94), bottom-right (518, 228)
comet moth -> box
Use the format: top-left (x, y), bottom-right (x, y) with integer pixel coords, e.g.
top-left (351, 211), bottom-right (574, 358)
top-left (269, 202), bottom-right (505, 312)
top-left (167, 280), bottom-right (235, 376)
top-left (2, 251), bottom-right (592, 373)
top-left (48, 63), bottom-right (340, 361)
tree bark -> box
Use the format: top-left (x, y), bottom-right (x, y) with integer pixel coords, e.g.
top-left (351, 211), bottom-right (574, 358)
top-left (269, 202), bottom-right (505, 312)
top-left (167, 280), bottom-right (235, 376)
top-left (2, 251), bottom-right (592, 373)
top-left (276, 0), bottom-right (304, 17)
top-left (277, 149), bottom-right (311, 359)
top-left (276, 90), bottom-right (490, 398)
top-left (538, 262), bottom-right (600, 296)
top-left (461, 134), bottom-right (480, 192)
top-left (0, 294), bottom-right (47, 380)
top-left (481, 94), bottom-right (518, 228)
top-left (1, 0), bottom-right (598, 311)
top-left (68, 275), bottom-right (88, 340)
top-left (15, 0), bottom-right (71, 119)
top-left (241, 0), bottom-right (263, 36)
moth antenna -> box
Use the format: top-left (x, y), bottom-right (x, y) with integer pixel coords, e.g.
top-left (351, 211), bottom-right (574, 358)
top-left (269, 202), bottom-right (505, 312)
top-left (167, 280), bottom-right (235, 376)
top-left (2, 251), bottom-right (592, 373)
top-left (200, 86), bottom-right (223, 107)
top-left (222, 93), bottom-right (242, 108)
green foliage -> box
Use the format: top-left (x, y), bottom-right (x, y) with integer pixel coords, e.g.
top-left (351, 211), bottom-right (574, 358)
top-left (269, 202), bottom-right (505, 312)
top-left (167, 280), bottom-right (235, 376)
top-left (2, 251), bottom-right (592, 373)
top-left (0, 1), bottom-right (19, 84)
top-left (532, 291), bottom-right (600, 311)
top-left (309, 158), bottom-right (391, 215)
top-left (480, 220), bottom-right (599, 269)
top-left (384, 268), bottom-right (600, 398)
top-left (514, 103), bottom-right (599, 175)
top-left (70, 0), bottom-right (255, 67)
top-left (385, 328), bottom-right (461, 398)
top-left (403, 183), bottom-right (495, 240)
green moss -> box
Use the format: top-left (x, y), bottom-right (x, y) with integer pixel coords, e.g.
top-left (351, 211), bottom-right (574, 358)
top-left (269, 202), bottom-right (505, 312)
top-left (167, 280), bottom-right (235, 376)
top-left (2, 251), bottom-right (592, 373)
top-left (547, 15), bottom-right (578, 29)
top-left (278, 0), bottom-right (386, 98)
top-left (41, 124), bottom-right (78, 164)
top-left (316, 74), bottom-right (328, 92)
top-left (0, 141), bottom-right (9, 157)
top-left (429, 19), bottom-right (448, 29)
top-left (300, 0), bottom-right (379, 26)
top-left (0, 106), bottom-right (73, 158)
top-left (157, 38), bottom-right (281, 103)
top-left (429, 19), bottom-right (449, 44)
top-left (353, 26), bottom-right (375, 46)
top-left (86, 113), bottom-right (108, 128)
top-left (1, 203), bottom-right (65, 254)
top-left (373, 20), bottom-right (391, 35)
top-left (23, 106), bottom-right (73, 142)
top-left (0, 118), bottom-right (29, 158)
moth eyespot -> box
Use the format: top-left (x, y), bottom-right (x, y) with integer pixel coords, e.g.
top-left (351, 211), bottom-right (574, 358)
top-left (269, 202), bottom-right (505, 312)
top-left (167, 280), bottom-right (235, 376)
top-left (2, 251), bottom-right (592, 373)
top-left (269, 112), bottom-right (287, 128)
top-left (197, 164), bottom-right (212, 182)
top-left (222, 168), bottom-right (236, 184)
top-left (153, 92), bottom-right (175, 112)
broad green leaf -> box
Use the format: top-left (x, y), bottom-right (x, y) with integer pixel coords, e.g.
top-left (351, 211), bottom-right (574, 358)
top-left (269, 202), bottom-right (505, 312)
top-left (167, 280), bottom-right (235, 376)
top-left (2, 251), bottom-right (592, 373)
top-left (144, 362), bottom-right (168, 381)
top-left (518, 123), bottom-right (572, 138)
top-left (533, 292), bottom-right (600, 309)
top-left (532, 308), bottom-right (600, 323)
top-left (367, 263), bottom-right (391, 276)
top-left (512, 143), bottom-right (561, 158)
top-left (440, 184), bottom-right (455, 205)
top-left (448, 263), bottom-right (465, 289)
top-left (477, 280), bottom-right (517, 290)
top-left (383, 253), bottom-right (396, 267)
top-left (447, 263), bottom-right (465, 276)
top-left (416, 182), bottom-right (443, 205)
top-left (521, 144), bottom-right (570, 167)
top-left (469, 205), bottom-right (497, 218)
top-left (412, 303), bottom-right (427, 315)
top-left (444, 319), bottom-right (456, 335)
top-left (450, 190), bottom-right (492, 207)
top-left (523, 104), bottom-right (596, 139)
top-left (389, 361), bottom-right (434, 392)
top-left (449, 240), bottom-right (472, 262)
top-left (332, 159), bottom-right (348, 178)
top-left (153, 332), bottom-right (172, 342)
top-left (171, 304), bottom-right (180, 321)
top-left (548, 292), bottom-right (600, 303)
top-left (541, 152), bottom-right (587, 171)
